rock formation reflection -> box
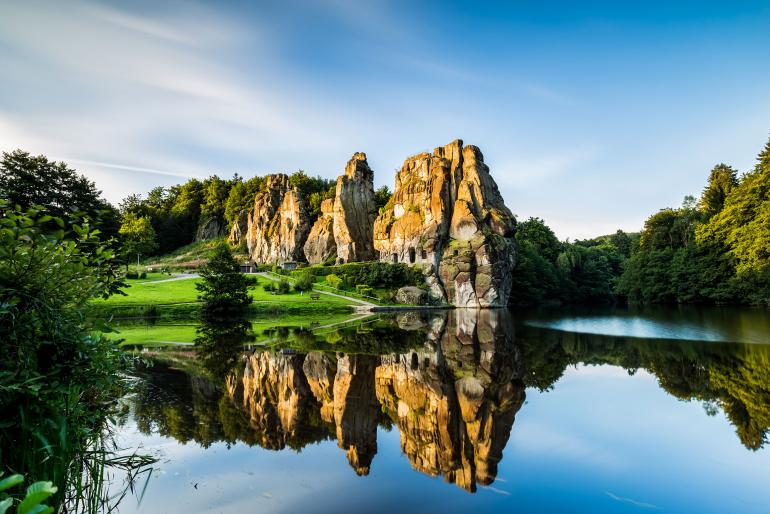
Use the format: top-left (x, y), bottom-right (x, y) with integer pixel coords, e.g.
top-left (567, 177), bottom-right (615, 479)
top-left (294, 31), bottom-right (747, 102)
top-left (127, 309), bottom-right (770, 493)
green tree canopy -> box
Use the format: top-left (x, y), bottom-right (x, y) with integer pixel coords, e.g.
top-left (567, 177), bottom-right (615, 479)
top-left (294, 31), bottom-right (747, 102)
top-left (196, 243), bottom-right (252, 317)
top-left (0, 149), bottom-right (120, 238)
top-left (118, 212), bottom-right (158, 269)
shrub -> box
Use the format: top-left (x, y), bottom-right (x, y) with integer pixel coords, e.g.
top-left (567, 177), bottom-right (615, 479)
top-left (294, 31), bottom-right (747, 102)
top-left (126, 271), bottom-right (139, 279)
top-left (277, 280), bottom-right (291, 294)
top-left (263, 282), bottom-right (275, 293)
top-left (358, 286), bottom-right (374, 297)
top-left (334, 262), bottom-right (424, 289)
top-left (326, 274), bottom-right (342, 289)
top-left (294, 272), bottom-right (315, 292)
top-left (139, 271), bottom-right (147, 279)
top-left (196, 243), bottom-right (252, 317)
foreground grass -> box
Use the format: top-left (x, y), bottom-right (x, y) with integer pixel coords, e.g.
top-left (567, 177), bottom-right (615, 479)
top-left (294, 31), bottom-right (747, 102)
top-left (113, 312), bottom-right (356, 346)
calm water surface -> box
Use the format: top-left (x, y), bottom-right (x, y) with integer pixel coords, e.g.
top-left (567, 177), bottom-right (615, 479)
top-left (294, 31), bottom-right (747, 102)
top-left (113, 308), bottom-right (770, 513)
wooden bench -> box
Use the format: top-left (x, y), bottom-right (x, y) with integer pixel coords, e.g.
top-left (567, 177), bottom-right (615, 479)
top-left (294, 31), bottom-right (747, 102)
top-left (309, 293), bottom-right (321, 300)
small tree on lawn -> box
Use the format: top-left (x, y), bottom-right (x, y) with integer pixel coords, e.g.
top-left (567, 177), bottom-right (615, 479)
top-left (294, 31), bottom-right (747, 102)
top-left (118, 212), bottom-right (157, 272)
top-left (196, 243), bottom-right (252, 317)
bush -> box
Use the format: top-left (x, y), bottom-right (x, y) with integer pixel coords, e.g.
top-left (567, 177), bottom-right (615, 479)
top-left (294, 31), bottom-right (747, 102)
top-left (0, 202), bottom-right (134, 509)
top-left (334, 262), bottom-right (424, 289)
top-left (326, 274), bottom-right (342, 289)
top-left (126, 271), bottom-right (139, 279)
top-left (294, 272), bottom-right (315, 292)
top-left (263, 282), bottom-right (275, 293)
top-left (277, 280), bottom-right (291, 294)
top-left (139, 271), bottom-right (147, 279)
top-left (358, 286), bottom-right (374, 297)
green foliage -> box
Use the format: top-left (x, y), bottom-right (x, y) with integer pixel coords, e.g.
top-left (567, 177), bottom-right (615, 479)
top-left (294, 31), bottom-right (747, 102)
top-left (620, 136), bottom-right (770, 305)
top-left (293, 272), bottom-right (315, 292)
top-left (0, 473), bottom-right (57, 514)
top-left (196, 243), bottom-right (252, 316)
top-left (289, 171), bottom-right (335, 221)
top-left (700, 164), bottom-right (738, 219)
top-left (374, 186), bottom-right (392, 211)
top-left (118, 212), bottom-right (158, 269)
top-left (224, 176), bottom-right (264, 224)
top-left (329, 262), bottom-right (424, 289)
top-left (0, 150), bottom-right (120, 239)
top-left (326, 274), bottom-right (342, 289)
top-left (277, 280), bottom-right (291, 295)
top-left (0, 201), bottom-right (142, 510)
top-left (509, 217), bottom-right (623, 306)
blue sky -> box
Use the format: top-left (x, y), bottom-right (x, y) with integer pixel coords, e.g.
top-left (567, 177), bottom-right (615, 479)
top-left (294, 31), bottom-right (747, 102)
top-left (1, 0), bottom-right (769, 238)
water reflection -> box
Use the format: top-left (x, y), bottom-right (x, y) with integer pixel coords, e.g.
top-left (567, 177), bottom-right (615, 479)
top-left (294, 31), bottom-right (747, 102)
top-left (128, 309), bottom-right (770, 495)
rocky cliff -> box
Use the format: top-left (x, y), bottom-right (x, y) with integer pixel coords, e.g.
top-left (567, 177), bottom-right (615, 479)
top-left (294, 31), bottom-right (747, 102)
top-left (303, 198), bottom-right (336, 265)
top-left (374, 310), bottom-right (525, 492)
top-left (373, 140), bottom-right (516, 307)
top-left (333, 153), bottom-right (377, 263)
top-left (228, 210), bottom-right (249, 246)
top-left (244, 174), bottom-right (310, 263)
top-left (303, 153), bottom-right (377, 265)
top-left (195, 216), bottom-right (227, 241)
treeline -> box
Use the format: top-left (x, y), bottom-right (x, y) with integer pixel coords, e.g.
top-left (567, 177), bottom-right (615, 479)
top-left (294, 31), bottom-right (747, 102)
top-left (119, 171), bottom-right (338, 256)
top-left (617, 137), bottom-right (770, 305)
top-left (510, 217), bottom-right (634, 306)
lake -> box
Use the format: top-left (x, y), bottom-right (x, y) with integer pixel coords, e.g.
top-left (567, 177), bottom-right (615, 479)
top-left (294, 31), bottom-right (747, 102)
top-left (111, 307), bottom-right (770, 513)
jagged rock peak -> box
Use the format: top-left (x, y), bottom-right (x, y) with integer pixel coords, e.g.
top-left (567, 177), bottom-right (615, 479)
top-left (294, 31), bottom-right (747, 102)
top-left (333, 152), bottom-right (377, 263)
top-left (245, 173), bottom-right (310, 264)
top-left (373, 140), bottom-right (517, 308)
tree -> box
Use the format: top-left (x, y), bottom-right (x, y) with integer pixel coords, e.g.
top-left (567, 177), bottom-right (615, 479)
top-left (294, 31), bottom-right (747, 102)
top-left (118, 212), bottom-right (158, 271)
top-left (374, 185), bottom-right (392, 211)
top-left (196, 243), bottom-right (252, 316)
top-left (224, 176), bottom-right (264, 225)
top-left (0, 200), bottom-right (129, 508)
top-left (0, 149), bottom-right (120, 238)
top-left (700, 164), bottom-right (738, 219)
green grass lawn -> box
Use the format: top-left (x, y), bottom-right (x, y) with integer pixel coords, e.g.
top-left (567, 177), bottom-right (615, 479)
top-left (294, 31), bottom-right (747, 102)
top-left (112, 312), bottom-right (356, 346)
top-left (124, 272), bottom-right (175, 283)
top-left (93, 275), bottom-right (355, 314)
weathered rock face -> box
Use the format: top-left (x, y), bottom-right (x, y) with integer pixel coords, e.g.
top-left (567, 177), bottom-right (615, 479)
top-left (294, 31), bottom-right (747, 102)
top-left (395, 286), bottom-right (428, 306)
top-left (333, 355), bottom-right (379, 475)
top-left (333, 153), bottom-right (377, 263)
top-left (195, 216), bottom-right (227, 241)
top-left (225, 352), bottom-right (326, 450)
top-left (303, 199), bottom-right (337, 265)
top-left (228, 210), bottom-right (249, 246)
top-left (244, 174), bottom-right (311, 263)
top-left (374, 140), bottom-right (516, 307)
top-left (374, 310), bottom-right (525, 492)
top-left (303, 352), bottom-right (337, 423)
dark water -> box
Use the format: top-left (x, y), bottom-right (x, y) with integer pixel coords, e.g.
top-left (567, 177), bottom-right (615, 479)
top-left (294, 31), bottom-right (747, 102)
top-left (113, 308), bottom-right (770, 513)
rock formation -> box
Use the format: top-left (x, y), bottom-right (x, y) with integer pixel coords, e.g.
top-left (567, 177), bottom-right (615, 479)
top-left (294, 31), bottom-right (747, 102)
top-left (333, 355), bottom-right (379, 475)
top-left (244, 174), bottom-right (311, 263)
top-left (303, 199), bottom-right (337, 265)
top-left (195, 216), bottom-right (227, 241)
top-left (374, 310), bottom-right (525, 492)
top-left (373, 140), bottom-right (516, 307)
top-left (225, 352), bottom-right (326, 450)
top-left (228, 210), bottom-right (249, 246)
top-left (333, 153), bottom-right (377, 263)
top-left (302, 153), bottom-right (378, 265)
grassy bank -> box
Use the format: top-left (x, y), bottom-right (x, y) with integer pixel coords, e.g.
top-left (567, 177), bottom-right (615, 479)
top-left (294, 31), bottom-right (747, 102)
top-left (92, 274), bottom-right (355, 317)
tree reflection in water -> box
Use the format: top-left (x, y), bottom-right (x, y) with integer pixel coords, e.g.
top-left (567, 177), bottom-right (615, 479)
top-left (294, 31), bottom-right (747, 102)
top-left (127, 310), bottom-right (770, 493)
